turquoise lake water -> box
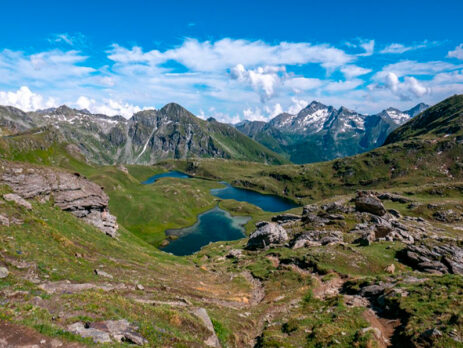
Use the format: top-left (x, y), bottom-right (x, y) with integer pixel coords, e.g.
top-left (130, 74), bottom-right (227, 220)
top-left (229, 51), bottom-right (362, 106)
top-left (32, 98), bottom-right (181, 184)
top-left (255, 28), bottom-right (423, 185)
top-left (143, 171), bottom-right (298, 255)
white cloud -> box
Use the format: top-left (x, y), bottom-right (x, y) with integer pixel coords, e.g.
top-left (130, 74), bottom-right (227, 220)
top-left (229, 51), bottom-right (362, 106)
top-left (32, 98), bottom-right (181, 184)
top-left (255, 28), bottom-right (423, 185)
top-left (380, 41), bottom-right (433, 54)
top-left (378, 72), bottom-right (430, 100)
top-left (374, 60), bottom-right (462, 79)
top-left (448, 44), bottom-right (463, 60)
top-left (108, 38), bottom-right (354, 72)
top-left (285, 77), bottom-right (323, 92)
top-left (0, 86), bottom-right (57, 111)
top-left (50, 33), bottom-right (87, 47)
top-left (340, 65), bottom-right (371, 79)
top-left (358, 39), bottom-right (375, 56)
top-left (230, 64), bottom-right (285, 101)
top-left (287, 98), bottom-right (309, 114)
top-left (75, 96), bottom-right (152, 118)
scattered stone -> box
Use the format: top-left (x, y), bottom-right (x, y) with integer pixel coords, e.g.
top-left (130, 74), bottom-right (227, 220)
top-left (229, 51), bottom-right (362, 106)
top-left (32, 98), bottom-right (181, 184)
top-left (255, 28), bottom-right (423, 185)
top-left (136, 284), bottom-right (144, 291)
top-left (3, 193), bottom-right (32, 210)
top-left (271, 213), bottom-right (300, 224)
top-left (68, 320), bottom-right (147, 345)
top-left (377, 192), bottom-right (411, 203)
top-left (433, 209), bottom-right (460, 223)
top-left (291, 230), bottom-right (343, 249)
top-left (302, 204), bottom-right (318, 215)
top-left (384, 264), bottom-right (395, 274)
top-left (192, 308), bottom-right (221, 347)
top-left (246, 222), bottom-right (288, 250)
top-left (94, 269), bottom-right (113, 279)
top-left (399, 242), bottom-right (463, 275)
top-left (38, 280), bottom-right (124, 294)
top-left (355, 191), bottom-right (386, 216)
top-left (388, 209), bottom-right (401, 218)
top-left (226, 249), bottom-right (243, 259)
top-left (67, 322), bottom-right (111, 344)
top-left (0, 214), bottom-right (9, 226)
top-left (0, 266), bottom-right (9, 278)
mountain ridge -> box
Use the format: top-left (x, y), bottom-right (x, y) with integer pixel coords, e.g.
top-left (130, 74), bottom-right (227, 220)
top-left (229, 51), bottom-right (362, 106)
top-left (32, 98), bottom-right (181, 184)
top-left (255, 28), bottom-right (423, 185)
top-left (236, 101), bottom-right (429, 163)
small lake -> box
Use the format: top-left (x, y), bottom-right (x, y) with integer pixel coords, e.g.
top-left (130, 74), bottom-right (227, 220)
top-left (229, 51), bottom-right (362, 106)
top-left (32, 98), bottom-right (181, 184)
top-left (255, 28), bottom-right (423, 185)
top-left (162, 207), bottom-right (250, 256)
top-left (142, 170), bottom-right (190, 184)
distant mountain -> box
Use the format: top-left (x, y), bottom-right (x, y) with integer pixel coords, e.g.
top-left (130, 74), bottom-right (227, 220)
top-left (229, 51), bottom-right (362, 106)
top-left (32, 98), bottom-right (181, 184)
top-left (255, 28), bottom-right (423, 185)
top-left (0, 103), bottom-right (286, 165)
top-left (385, 95), bottom-right (463, 145)
top-left (236, 101), bottom-right (429, 163)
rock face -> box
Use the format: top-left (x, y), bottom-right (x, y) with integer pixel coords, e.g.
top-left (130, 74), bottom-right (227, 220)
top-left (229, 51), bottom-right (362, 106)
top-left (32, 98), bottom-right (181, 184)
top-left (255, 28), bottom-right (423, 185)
top-left (192, 308), bottom-right (221, 347)
top-left (355, 192), bottom-right (386, 216)
top-left (0, 162), bottom-right (118, 237)
top-left (399, 242), bottom-right (463, 275)
top-left (246, 222), bottom-right (288, 250)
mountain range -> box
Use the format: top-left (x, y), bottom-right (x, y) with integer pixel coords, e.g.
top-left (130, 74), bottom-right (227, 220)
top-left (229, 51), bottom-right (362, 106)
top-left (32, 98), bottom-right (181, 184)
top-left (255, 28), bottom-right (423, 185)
top-left (0, 103), bottom-right (286, 165)
top-left (236, 101), bottom-right (429, 163)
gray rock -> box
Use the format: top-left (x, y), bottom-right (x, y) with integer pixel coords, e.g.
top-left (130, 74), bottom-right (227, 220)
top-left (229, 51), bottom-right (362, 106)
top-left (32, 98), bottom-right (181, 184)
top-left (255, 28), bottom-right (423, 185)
top-left (0, 267), bottom-right (9, 279)
top-left (94, 269), bottom-right (113, 279)
top-left (292, 230), bottom-right (343, 249)
top-left (399, 242), bottom-right (463, 275)
top-left (355, 192), bottom-right (386, 216)
top-left (192, 308), bottom-right (221, 348)
top-left (1, 163), bottom-right (118, 237)
top-left (302, 204), bottom-right (318, 215)
top-left (67, 322), bottom-right (112, 344)
top-left (226, 249), bottom-right (243, 259)
top-left (246, 222), bottom-right (288, 250)
top-left (0, 214), bottom-right (9, 226)
top-left (3, 193), bottom-right (32, 210)
top-left (271, 213), bottom-right (300, 224)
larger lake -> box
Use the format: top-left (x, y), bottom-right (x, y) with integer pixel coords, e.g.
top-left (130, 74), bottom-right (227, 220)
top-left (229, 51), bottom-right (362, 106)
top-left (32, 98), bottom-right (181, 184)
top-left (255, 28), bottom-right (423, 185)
top-left (162, 206), bottom-right (250, 256)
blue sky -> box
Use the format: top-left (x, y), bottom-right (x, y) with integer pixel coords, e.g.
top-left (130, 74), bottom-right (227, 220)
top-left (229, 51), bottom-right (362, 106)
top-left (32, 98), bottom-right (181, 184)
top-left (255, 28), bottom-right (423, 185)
top-left (0, 0), bottom-right (462, 121)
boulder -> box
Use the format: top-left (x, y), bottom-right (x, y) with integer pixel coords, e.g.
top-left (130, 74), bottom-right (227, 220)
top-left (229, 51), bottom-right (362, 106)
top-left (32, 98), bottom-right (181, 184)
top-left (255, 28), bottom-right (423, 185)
top-left (67, 322), bottom-right (111, 344)
top-left (94, 269), bottom-right (113, 279)
top-left (246, 222), bottom-right (288, 250)
top-left (355, 192), bottom-right (386, 216)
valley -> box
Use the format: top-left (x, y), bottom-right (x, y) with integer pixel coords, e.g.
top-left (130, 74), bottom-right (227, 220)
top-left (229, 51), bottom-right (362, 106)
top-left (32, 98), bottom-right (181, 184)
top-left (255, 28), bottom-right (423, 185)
top-left (0, 95), bottom-right (462, 347)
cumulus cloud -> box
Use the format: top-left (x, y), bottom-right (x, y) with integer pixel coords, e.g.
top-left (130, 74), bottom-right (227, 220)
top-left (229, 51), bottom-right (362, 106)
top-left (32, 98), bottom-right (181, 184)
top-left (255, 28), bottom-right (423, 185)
top-left (230, 64), bottom-right (286, 102)
top-left (285, 77), bottom-right (323, 93)
top-left (358, 40), bottom-right (375, 56)
top-left (448, 44), bottom-right (463, 60)
top-left (75, 96), bottom-right (152, 118)
top-left (0, 86), bottom-right (57, 111)
top-left (379, 72), bottom-right (430, 100)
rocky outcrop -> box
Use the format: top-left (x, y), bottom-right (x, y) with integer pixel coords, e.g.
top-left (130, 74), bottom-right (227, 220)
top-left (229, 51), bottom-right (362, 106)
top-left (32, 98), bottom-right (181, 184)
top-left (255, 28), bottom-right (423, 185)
top-left (271, 213), bottom-right (301, 224)
top-left (0, 162), bottom-right (118, 237)
top-left (398, 242), bottom-right (463, 275)
top-left (192, 308), bottom-right (221, 347)
top-left (355, 192), bottom-right (387, 216)
top-left (246, 222), bottom-right (288, 250)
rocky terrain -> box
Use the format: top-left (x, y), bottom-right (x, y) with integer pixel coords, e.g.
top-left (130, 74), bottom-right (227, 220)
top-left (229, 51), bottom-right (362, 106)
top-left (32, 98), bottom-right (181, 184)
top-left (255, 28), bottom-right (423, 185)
top-left (0, 94), bottom-right (462, 347)
top-left (236, 101), bottom-right (428, 163)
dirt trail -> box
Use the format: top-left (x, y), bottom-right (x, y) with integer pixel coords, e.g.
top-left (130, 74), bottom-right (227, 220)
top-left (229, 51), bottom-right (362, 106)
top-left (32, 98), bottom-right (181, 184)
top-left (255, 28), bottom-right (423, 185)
top-left (362, 309), bottom-right (401, 348)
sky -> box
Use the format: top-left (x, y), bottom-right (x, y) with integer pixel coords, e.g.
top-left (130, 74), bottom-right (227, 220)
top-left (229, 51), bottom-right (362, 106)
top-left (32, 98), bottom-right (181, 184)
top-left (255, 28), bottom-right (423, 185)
top-left (0, 0), bottom-right (462, 122)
